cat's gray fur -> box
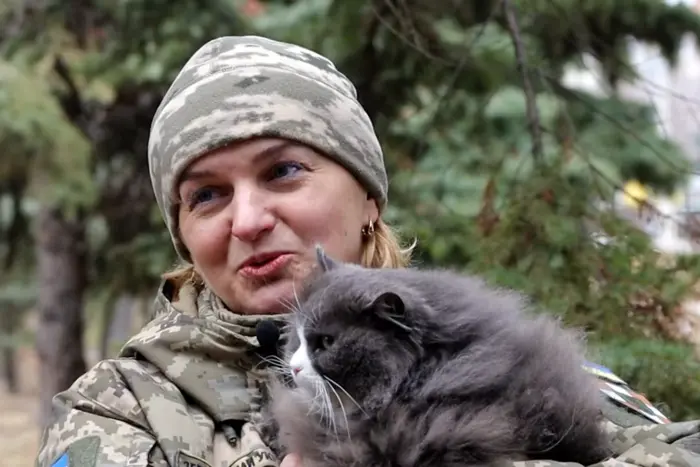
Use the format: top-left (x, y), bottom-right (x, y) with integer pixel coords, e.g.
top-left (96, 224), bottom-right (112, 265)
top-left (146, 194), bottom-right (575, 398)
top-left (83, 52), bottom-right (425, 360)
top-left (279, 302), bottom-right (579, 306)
top-left (263, 247), bottom-right (611, 467)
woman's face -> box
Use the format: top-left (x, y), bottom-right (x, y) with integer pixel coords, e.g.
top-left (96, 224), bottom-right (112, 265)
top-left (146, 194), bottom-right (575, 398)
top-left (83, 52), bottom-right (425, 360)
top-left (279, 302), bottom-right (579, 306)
top-left (177, 138), bottom-right (379, 315)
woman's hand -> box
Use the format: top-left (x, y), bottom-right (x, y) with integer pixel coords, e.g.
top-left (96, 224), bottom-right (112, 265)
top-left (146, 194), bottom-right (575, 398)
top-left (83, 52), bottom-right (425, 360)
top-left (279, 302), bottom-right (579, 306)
top-left (280, 453), bottom-right (303, 467)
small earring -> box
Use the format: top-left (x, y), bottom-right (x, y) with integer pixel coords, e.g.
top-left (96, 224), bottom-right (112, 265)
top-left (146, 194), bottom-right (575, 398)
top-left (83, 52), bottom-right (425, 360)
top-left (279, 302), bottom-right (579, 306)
top-left (361, 219), bottom-right (375, 238)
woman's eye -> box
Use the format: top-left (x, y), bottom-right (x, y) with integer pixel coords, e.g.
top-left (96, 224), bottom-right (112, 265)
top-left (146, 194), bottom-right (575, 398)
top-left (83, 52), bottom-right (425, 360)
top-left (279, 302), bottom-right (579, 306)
top-left (270, 161), bottom-right (304, 180)
top-left (187, 187), bottom-right (219, 208)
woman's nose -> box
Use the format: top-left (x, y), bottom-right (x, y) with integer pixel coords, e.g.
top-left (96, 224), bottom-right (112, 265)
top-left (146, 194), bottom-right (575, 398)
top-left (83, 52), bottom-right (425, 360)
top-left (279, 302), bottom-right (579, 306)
top-left (229, 189), bottom-right (276, 242)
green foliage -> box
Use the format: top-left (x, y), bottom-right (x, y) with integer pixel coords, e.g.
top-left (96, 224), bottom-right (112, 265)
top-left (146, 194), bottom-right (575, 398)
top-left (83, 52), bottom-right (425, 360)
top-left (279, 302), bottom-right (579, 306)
top-left (0, 60), bottom-right (95, 210)
top-left (76, 0), bottom-right (252, 86)
top-left (386, 84), bottom-right (686, 238)
top-left (100, 228), bottom-right (178, 293)
top-left (465, 162), bottom-right (700, 338)
top-left (0, 280), bottom-right (36, 350)
top-left (513, 0), bottom-right (700, 81)
top-left (560, 92), bottom-right (692, 193)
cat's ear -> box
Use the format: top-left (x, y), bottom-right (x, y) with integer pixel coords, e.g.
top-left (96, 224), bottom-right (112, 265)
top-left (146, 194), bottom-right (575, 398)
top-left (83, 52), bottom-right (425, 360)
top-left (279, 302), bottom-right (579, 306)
top-left (370, 292), bottom-right (404, 314)
top-left (315, 244), bottom-right (338, 272)
top-left (367, 292), bottom-right (412, 332)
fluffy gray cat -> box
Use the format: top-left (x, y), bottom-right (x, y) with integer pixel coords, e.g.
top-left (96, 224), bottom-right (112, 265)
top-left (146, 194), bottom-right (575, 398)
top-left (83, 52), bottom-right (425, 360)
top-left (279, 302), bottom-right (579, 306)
top-left (262, 247), bottom-right (611, 467)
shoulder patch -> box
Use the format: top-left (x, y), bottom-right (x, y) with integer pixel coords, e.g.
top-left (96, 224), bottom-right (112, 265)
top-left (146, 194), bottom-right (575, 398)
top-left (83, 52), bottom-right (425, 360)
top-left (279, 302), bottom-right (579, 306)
top-left (176, 451), bottom-right (212, 467)
top-left (51, 453), bottom-right (69, 467)
top-left (230, 447), bottom-right (278, 467)
top-left (52, 436), bottom-right (101, 467)
top-left (582, 361), bottom-right (671, 425)
top-left (582, 361), bottom-right (627, 385)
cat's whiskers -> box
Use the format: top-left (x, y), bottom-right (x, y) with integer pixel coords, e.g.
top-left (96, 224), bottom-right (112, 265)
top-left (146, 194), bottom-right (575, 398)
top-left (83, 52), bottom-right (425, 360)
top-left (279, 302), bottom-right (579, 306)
top-left (307, 284), bottom-right (331, 326)
top-left (323, 376), bottom-right (368, 418)
top-left (302, 377), bottom-right (336, 439)
top-left (307, 390), bottom-right (325, 418)
top-left (307, 378), bottom-right (339, 438)
top-left (305, 391), bottom-right (323, 419)
top-left (259, 354), bottom-right (286, 366)
top-left (254, 356), bottom-right (297, 388)
top-left (278, 296), bottom-right (300, 314)
top-left (323, 376), bottom-right (352, 441)
top-left (278, 322), bottom-right (293, 340)
top-left (256, 355), bottom-right (286, 371)
top-left (260, 364), bottom-right (288, 376)
top-left (312, 297), bottom-right (323, 326)
top-left (292, 282), bottom-right (304, 315)
top-left (318, 379), bottom-right (342, 441)
top-left (278, 281), bottom-right (311, 322)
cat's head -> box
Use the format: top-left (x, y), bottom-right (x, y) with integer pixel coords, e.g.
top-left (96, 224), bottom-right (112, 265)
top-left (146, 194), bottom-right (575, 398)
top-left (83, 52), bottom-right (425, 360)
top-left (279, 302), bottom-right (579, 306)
top-left (282, 246), bottom-right (424, 415)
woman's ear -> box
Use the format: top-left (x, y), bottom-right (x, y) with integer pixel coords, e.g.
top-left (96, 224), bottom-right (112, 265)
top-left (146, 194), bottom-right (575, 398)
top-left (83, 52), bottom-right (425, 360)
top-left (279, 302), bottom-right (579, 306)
top-left (363, 194), bottom-right (379, 223)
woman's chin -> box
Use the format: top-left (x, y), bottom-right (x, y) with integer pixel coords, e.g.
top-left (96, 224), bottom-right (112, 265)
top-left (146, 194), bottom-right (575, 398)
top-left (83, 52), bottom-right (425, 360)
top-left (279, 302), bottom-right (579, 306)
top-left (243, 278), bottom-right (299, 315)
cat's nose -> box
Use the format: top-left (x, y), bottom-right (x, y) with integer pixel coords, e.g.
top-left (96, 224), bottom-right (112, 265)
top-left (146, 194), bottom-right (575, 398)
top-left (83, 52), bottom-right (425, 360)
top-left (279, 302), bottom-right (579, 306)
top-left (292, 366), bottom-right (302, 376)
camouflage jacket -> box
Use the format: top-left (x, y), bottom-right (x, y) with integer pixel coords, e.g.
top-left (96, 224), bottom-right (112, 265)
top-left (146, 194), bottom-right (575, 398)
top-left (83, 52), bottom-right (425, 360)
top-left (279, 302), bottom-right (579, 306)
top-left (36, 280), bottom-right (700, 467)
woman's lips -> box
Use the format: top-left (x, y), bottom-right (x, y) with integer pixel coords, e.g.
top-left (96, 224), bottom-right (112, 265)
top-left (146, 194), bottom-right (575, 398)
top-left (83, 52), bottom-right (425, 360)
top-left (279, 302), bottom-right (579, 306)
top-left (238, 253), bottom-right (293, 279)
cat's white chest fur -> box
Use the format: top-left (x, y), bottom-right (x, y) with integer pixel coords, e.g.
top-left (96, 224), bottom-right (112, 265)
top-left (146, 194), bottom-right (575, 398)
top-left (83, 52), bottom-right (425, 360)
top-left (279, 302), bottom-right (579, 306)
top-left (289, 324), bottom-right (318, 385)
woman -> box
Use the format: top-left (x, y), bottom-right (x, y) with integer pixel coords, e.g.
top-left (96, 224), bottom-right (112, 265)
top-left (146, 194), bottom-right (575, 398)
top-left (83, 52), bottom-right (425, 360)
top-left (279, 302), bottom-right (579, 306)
top-left (36, 36), bottom-right (700, 467)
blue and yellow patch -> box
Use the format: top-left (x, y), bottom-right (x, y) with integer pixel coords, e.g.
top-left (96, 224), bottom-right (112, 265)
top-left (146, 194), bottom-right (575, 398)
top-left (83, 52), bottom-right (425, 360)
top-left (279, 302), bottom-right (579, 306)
top-left (51, 453), bottom-right (69, 467)
top-left (582, 361), bottom-right (671, 425)
top-left (50, 436), bottom-right (101, 467)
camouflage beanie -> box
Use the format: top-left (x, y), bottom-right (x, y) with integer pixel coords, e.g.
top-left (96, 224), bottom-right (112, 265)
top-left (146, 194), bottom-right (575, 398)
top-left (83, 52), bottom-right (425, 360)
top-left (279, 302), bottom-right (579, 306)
top-left (148, 35), bottom-right (388, 262)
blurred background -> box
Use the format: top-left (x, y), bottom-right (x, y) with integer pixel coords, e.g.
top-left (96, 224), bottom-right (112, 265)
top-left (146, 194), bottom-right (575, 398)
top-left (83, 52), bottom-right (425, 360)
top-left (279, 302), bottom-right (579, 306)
top-left (3, 0), bottom-right (700, 464)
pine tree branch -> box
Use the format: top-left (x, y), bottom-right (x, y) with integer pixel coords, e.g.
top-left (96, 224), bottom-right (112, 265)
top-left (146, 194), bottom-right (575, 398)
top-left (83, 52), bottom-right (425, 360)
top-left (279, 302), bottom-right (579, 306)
top-left (502, 0), bottom-right (542, 161)
top-left (52, 55), bottom-right (85, 125)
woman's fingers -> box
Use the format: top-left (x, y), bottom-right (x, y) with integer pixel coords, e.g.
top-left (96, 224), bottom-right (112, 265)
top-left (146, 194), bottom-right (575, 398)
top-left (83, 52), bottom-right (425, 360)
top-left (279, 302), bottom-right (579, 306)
top-left (280, 453), bottom-right (303, 467)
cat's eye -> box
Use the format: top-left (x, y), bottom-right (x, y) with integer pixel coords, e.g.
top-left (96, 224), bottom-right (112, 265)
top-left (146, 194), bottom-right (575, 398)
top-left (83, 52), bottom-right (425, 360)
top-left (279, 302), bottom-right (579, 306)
top-left (315, 335), bottom-right (334, 352)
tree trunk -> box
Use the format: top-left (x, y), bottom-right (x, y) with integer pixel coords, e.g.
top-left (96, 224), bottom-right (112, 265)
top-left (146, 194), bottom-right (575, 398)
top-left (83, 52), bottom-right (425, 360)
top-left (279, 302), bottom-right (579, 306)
top-left (98, 292), bottom-right (136, 360)
top-left (97, 289), bottom-right (118, 361)
top-left (0, 307), bottom-right (19, 393)
top-left (35, 205), bottom-right (87, 429)
top-left (2, 345), bottom-right (17, 393)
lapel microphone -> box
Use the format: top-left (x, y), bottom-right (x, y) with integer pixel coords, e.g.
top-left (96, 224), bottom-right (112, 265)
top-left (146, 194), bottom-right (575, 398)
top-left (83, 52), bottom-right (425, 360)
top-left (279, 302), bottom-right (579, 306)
top-left (255, 320), bottom-right (281, 358)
